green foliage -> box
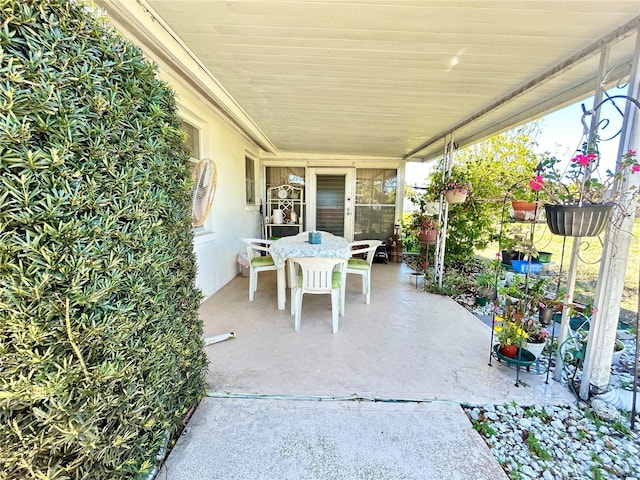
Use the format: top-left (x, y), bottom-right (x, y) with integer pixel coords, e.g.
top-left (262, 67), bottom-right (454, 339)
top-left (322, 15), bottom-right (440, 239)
top-left (402, 188), bottom-right (438, 253)
top-left (590, 465), bottom-right (605, 480)
top-left (0, 1), bottom-right (207, 478)
top-left (472, 419), bottom-right (496, 437)
top-left (426, 126), bottom-right (540, 263)
top-left (526, 432), bottom-right (552, 461)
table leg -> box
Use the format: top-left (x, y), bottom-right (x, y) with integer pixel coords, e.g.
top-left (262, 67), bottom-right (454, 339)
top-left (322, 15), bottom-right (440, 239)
top-left (277, 266), bottom-right (286, 310)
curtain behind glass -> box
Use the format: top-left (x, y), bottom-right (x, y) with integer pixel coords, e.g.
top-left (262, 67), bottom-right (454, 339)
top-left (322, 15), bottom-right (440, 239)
top-left (355, 169), bottom-right (397, 241)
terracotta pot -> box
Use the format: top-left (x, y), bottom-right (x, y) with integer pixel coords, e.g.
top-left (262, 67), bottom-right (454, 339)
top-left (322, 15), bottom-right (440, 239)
top-left (511, 200), bottom-right (540, 221)
top-left (444, 189), bottom-right (467, 204)
top-left (500, 344), bottom-right (518, 358)
top-left (511, 200), bottom-right (537, 211)
top-left (419, 228), bottom-right (437, 243)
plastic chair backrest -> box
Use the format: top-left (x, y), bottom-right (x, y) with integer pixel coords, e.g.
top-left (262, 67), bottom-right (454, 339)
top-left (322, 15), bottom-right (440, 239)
top-left (291, 257), bottom-right (346, 294)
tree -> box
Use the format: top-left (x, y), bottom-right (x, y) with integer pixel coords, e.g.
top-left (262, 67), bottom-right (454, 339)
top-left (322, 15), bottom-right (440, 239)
top-left (427, 124), bottom-right (541, 262)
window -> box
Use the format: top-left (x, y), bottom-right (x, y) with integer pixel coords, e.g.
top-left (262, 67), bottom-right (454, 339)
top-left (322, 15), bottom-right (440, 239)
top-left (182, 120), bottom-right (200, 185)
top-left (265, 166), bottom-right (305, 190)
top-left (354, 169), bottom-right (397, 241)
top-left (182, 121), bottom-right (200, 160)
top-left (245, 155), bottom-right (255, 204)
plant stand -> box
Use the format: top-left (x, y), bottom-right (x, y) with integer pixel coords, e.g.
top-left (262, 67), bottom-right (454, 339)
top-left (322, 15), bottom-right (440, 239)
top-left (492, 345), bottom-right (536, 386)
top-left (489, 179), bottom-right (554, 386)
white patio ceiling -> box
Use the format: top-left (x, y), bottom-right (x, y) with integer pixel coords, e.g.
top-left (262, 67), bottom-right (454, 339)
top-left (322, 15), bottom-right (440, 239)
top-left (102, 1), bottom-right (640, 161)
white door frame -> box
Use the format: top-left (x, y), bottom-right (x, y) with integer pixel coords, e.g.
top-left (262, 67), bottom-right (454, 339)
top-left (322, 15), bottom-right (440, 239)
top-left (307, 167), bottom-right (355, 241)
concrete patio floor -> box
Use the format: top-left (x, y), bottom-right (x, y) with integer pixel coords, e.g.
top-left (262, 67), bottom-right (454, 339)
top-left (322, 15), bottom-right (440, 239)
top-left (160, 261), bottom-right (575, 479)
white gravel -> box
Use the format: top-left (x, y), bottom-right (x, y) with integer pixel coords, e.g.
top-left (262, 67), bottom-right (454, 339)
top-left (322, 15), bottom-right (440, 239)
top-left (463, 403), bottom-right (640, 480)
top-left (462, 335), bottom-right (640, 480)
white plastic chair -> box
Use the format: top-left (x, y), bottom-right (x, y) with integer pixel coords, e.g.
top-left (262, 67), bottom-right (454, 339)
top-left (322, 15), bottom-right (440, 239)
top-left (346, 240), bottom-right (382, 304)
top-left (290, 257), bottom-right (347, 333)
top-left (241, 238), bottom-right (276, 301)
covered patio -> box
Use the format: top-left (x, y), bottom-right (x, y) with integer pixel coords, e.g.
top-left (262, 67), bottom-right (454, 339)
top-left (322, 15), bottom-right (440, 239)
top-left (158, 264), bottom-right (575, 479)
top-left (200, 262), bottom-right (573, 405)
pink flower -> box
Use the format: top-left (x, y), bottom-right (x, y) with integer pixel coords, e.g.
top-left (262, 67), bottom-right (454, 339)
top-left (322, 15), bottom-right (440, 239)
top-left (628, 149), bottom-right (637, 156)
top-left (495, 252), bottom-right (501, 258)
top-left (571, 153), bottom-right (596, 167)
top-left (632, 164), bottom-right (640, 173)
top-left (529, 175), bottom-right (544, 191)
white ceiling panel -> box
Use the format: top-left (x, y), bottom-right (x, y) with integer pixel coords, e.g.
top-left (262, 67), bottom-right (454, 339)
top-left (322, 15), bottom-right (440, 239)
top-left (107, 0), bottom-right (640, 159)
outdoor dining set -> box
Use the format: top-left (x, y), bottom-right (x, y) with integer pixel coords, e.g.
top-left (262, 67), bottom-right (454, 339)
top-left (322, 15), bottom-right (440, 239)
top-left (242, 232), bottom-right (381, 333)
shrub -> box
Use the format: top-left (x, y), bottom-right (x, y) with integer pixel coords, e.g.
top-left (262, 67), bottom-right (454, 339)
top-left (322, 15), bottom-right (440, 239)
top-left (0, 1), bottom-right (207, 478)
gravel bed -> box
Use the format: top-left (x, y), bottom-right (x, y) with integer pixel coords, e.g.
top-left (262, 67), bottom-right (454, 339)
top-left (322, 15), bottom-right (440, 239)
top-left (461, 308), bottom-right (640, 480)
top-left (463, 403), bottom-right (640, 480)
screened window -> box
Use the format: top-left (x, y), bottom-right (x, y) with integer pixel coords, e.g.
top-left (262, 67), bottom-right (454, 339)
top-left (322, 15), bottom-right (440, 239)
top-left (354, 169), bottom-right (397, 241)
top-left (245, 156), bottom-right (256, 204)
top-left (265, 167), bottom-right (305, 190)
top-left (182, 121), bottom-right (200, 160)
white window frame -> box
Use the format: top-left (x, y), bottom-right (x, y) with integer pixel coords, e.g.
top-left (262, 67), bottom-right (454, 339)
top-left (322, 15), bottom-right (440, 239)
top-left (245, 154), bottom-right (257, 205)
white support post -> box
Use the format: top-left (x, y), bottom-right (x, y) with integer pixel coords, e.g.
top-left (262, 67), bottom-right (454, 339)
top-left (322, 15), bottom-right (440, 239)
top-left (434, 134), bottom-right (455, 288)
top-left (580, 28), bottom-right (640, 399)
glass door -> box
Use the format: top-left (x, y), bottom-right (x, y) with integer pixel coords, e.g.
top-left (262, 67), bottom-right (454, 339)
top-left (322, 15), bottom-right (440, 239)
top-left (307, 168), bottom-right (354, 240)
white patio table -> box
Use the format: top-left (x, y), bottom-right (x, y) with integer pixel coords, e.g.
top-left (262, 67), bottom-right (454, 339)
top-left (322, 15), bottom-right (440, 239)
top-left (269, 232), bottom-right (351, 310)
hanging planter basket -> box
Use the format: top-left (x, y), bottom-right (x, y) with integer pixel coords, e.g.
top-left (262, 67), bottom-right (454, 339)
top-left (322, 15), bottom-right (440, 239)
top-left (444, 189), bottom-right (467, 204)
top-left (544, 203), bottom-right (614, 237)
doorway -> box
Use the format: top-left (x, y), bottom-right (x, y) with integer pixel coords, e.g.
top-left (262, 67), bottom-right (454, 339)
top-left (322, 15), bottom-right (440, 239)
top-left (308, 168), bottom-right (355, 240)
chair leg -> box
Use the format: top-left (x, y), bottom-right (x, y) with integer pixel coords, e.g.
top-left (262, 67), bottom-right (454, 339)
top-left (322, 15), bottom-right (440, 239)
top-left (249, 271), bottom-right (255, 301)
top-left (290, 287), bottom-right (297, 316)
top-left (331, 289), bottom-right (339, 333)
top-left (294, 290), bottom-right (303, 332)
top-left (365, 273), bottom-right (371, 305)
top-left (340, 276), bottom-right (345, 316)
top-left (361, 275), bottom-right (366, 295)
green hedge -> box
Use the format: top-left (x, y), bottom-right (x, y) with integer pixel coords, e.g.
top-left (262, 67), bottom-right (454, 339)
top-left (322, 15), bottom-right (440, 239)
top-left (0, 1), bottom-right (207, 478)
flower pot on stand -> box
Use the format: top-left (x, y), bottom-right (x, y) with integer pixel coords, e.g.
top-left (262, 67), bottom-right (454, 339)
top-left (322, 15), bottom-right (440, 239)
top-left (445, 189), bottom-right (467, 204)
top-left (544, 203), bottom-right (614, 237)
top-left (419, 228), bottom-right (437, 244)
top-left (538, 307), bottom-right (554, 326)
top-left (511, 200), bottom-right (539, 221)
top-left (536, 251), bottom-right (552, 263)
top-left (499, 344), bottom-right (518, 358)
top-left (525, 340), bottom-right (546, 359)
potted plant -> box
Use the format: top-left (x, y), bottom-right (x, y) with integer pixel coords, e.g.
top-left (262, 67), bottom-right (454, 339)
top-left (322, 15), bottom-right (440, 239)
top-left (510, 182), bottom-right (543, 221)
top-left (419, 217), bottom-right (438, 243)
top-left (530, 144), bottom-right (640, 237)
top-left (493, 304), bottom-right (528, 358)
top-left (475, 272), bottom-right (497, 300)
top-left (443, 172), bottom-right (472, 204)
top-left (405, 191), bottom-right (439, 247)
top-left (523, 321), bottom-right (550, 359)
top-left (428, 167), bottom-right (472, 204)
top-left (499, 225), bottom-right (534, 265)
